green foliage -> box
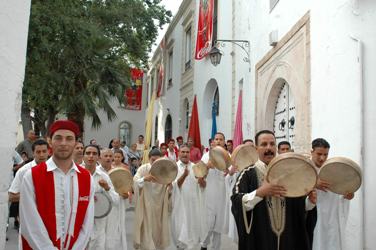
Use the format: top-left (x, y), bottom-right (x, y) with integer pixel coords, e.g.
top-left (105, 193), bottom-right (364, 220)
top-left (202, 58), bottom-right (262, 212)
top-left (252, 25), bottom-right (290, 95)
top-left (23, 0), bottom-right (171, 133)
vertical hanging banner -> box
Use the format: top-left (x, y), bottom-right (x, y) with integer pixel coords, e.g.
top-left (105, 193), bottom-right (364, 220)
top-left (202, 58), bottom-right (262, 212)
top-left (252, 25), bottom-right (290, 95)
top-left (195, 0), bottom-right (214, 60)
top-left (157, 38), bottom-right (165, 98)
top-left (124, 68), bottom-right (143, 110)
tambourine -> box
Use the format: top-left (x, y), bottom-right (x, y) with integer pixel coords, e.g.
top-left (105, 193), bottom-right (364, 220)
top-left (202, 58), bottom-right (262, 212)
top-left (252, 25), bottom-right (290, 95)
top-left (108, 167), bottom-right (133, 194)
top-left (150, 158), bottom-right (178, 184)
top-left (231, 144), bottom-right (258, 171)
top-left (192, 161), bottom-right (208, 178)
top-left (266, 152), bottom-right (317, 197)
top-left (209, 146), bottom-right (231, 171)
top-left (319, 157), bottom-right (362, 195)
top-left (94, 191), bottom-right (112, 218)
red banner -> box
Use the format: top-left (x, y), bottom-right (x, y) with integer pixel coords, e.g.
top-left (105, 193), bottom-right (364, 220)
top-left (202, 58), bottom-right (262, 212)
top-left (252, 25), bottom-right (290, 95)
top-left (124, 68), bottom-right (143, 110)
top-left (195, 0), bottom-right (214, 60)
top-left (156, 63), bottom-right (164, 98)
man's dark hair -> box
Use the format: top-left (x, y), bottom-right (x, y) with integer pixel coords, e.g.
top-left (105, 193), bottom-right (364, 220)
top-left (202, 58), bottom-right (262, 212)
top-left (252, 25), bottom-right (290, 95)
top-left (139, 135), bottom-right (144, 138)
top-left (255, 130), bottom-right (275, 146)
top-left (312, 138), bottom-right (330, 149)
top-left (83, 144), bottom-right (101, 156)
top-left (215, 132), bottom-right (225, 140)
top-left (148, 148), bottom-right (162, 158)
top-left (179, 143), bottom-right (190, 151)
top-left (32, 139), bottom-right (48, 151)
top-left (243, 139), bottom-right (254, 144)
top-left (278, 141), bottom-right (291, 149)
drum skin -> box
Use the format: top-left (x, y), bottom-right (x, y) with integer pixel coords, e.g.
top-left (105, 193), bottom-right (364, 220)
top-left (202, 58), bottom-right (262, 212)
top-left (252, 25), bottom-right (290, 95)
top-left (150, 158), bottom-right (178, 184)
top-left (319, 157), bottom-right (362, 195)
top-left (192, 161), bottom-right (208, 178)
top-left (108, 167), bottom-right (134, 194)
top-left (266, 152), bottom-right (317, 197)
top-left (94, 191), bottom-right (112, 218)
top-left (231, 144), bottom-right (258, 171)
top-left (209, 146), bottom-right (231, 171)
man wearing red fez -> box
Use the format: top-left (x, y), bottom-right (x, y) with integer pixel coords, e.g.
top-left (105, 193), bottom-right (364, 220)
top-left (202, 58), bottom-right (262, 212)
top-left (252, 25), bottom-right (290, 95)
top-left (20, 120), bottom-right (94, 250)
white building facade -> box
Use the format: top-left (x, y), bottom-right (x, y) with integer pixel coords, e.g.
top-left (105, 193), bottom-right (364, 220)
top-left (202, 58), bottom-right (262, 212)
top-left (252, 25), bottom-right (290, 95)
top-left (148, 0), bottom-right (376, 249)
top-left (0, 1), bottom-right (31, 249)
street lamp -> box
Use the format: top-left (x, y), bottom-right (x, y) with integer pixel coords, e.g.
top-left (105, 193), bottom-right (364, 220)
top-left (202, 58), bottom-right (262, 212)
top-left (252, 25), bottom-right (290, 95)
top-left (209, 46), bottom-right (222, 66)
top-left (209, 39), bottom-right (250, 69)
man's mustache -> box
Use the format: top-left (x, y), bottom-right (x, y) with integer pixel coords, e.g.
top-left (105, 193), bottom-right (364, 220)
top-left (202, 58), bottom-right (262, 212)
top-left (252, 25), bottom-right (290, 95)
top-left (264, 151), bottom-right (274, 156)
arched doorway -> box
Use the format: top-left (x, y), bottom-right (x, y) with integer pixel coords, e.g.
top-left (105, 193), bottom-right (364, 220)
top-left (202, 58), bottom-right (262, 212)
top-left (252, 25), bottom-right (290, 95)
top-left (165, 114), bottom-right (172, 142)
top-left (119, 121), bottom-right (131, 146)
top-left (273, 81), bottom-right (296, 147)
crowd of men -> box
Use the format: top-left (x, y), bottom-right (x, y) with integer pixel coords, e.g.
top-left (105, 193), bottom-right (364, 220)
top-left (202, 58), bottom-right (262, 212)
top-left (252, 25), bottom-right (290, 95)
top-left (7, 119), bottom-right (354, 250)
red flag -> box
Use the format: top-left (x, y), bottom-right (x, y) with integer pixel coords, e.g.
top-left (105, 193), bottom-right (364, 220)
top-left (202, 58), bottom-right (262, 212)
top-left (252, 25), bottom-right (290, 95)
top-left (124, 68), bottom-right (143, 110)
top-left (232, 90), bottom-right (243, 148)
top-left (188, 95), bottom-right (202, 149)
top-left (156, 63), bottom-right (164, 97)
top-left (195, 0), bottom-right (214, 60)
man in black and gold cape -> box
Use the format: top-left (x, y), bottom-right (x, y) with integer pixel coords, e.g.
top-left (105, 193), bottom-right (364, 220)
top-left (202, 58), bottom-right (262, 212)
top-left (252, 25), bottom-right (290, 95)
top-left (231, 130), bottom-right (313, 250)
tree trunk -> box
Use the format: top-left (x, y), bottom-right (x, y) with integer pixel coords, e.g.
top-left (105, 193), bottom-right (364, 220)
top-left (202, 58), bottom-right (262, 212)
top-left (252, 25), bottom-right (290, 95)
top-left (21, 101), bottom-right (32, 139)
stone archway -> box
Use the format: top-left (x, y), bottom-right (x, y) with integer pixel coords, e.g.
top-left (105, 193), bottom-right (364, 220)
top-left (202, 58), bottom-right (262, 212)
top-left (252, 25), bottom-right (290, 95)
top-left (255, 13), bottom-right (311, 152)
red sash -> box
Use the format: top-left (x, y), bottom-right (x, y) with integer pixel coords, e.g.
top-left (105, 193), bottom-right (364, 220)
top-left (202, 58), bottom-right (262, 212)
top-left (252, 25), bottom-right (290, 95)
top-left (22, 162), bottom-right (91, 249)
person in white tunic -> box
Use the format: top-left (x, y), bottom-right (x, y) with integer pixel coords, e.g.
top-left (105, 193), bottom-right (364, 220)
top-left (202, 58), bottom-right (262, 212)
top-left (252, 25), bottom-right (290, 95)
top-left (133, 148), bottom-right (172, 250)
top-left (9, 139), bottom-right (49, 202)
top-left (200, 132), bottom-right (230, 250)
top-left (83, 144), bottom-right (119, 250)
top-left (310, 138), bottom-right (355, 250)
top-left (171, 144), bottom-right (207, 249)
top-left (99, 148), bottom-right (130, 250)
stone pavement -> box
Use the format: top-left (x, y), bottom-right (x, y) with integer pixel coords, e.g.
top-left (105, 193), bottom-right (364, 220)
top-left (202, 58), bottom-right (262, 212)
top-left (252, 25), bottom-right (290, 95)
top-left (5, 206), bottom-right (237, 249)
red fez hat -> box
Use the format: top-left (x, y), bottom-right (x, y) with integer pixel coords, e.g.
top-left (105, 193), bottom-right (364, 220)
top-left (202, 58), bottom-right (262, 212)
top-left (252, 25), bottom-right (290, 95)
top-left (49, 120), bottom-right (80, 137)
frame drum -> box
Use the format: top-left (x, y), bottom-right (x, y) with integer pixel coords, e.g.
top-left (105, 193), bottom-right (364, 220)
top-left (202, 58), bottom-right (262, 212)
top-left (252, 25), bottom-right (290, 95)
top-left (94, 191), bottom-right (112, 218)
top-left (209, 146), bottom-right (231, 171)
top-left (150, 158), bottom-right (178, 184)
top-left (318, 157), bottom-right (362, 195)
top-left (192, 161), bottom-right (208, 178)
top-left (231, 144), bottom-right (258, 172)
top-left (108, 167), bottom-right (134, 194)
top-left (266, 152), bottom-right (317, 197)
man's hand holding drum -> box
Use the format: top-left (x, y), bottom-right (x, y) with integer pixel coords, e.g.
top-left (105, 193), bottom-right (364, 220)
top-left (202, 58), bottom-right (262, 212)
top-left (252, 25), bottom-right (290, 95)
top-left (256, 179), bottom-right (287, 198)
top-left (98, 179), bottom-right (110, 191)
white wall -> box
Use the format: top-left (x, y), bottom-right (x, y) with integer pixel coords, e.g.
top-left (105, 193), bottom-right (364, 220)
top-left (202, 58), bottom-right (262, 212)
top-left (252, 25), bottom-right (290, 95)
top-left (193, 0), bottom-right (233, 143)
top-left (83, 97), bottom-right (146, 148)
top-left (0, 1), bottom-right (31, 249)
top-left (249, 0), bottom-right (376, 249)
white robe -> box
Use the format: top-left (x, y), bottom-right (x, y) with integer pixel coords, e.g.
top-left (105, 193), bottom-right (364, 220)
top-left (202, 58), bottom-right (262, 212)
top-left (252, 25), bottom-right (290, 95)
top-left (105, 197), bottom-right (128, 250)
top-left (171, 161), bottom-right (207, 249)
top-left (225, 171), bottom-right (239, 243)
top-left (313, 190), bottom-right (349, 250)
top-left (88, 167), bottom-right (119, 250)
top-left (201, 152), bottom-right (229, 235)
top-left (133, 163), bottom-right (171, 250)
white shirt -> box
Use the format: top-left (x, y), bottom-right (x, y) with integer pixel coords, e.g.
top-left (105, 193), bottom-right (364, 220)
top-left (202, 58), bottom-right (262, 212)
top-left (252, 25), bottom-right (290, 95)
top-left (9, 160), bottom-right (37, 194)
top-left (20, 158), bottom-right (94, 250)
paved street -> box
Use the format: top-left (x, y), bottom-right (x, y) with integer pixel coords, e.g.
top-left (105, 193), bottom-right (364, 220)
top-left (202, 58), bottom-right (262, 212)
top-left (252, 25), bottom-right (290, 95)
top-left (5, 204), bottom-right (237, 250)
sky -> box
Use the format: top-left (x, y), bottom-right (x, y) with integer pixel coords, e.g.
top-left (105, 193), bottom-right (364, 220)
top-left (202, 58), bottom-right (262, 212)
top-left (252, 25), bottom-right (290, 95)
top-left (151, 0), bottom-right (183, 54)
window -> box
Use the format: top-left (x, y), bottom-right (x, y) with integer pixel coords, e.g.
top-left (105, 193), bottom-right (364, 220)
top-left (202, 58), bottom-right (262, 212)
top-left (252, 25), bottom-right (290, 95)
top-left (154, 116), bottom-right (158, 142)
top-left (213, 87), bottom-right (219, 116)
top-left (185, 27), bottom-right (192, 70)
top-left (168, 50), bottom-right (173, 88)
top-left (165, 114), bottom-right (172, 142)
top-left (119, 122), bottom-right (131, 146)
top-left (185, 100), bottom-right (190, 129)
top-left (270, 0), bottom-right (279, 11)
top-left (212, 0), bottom-right (218, 46)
